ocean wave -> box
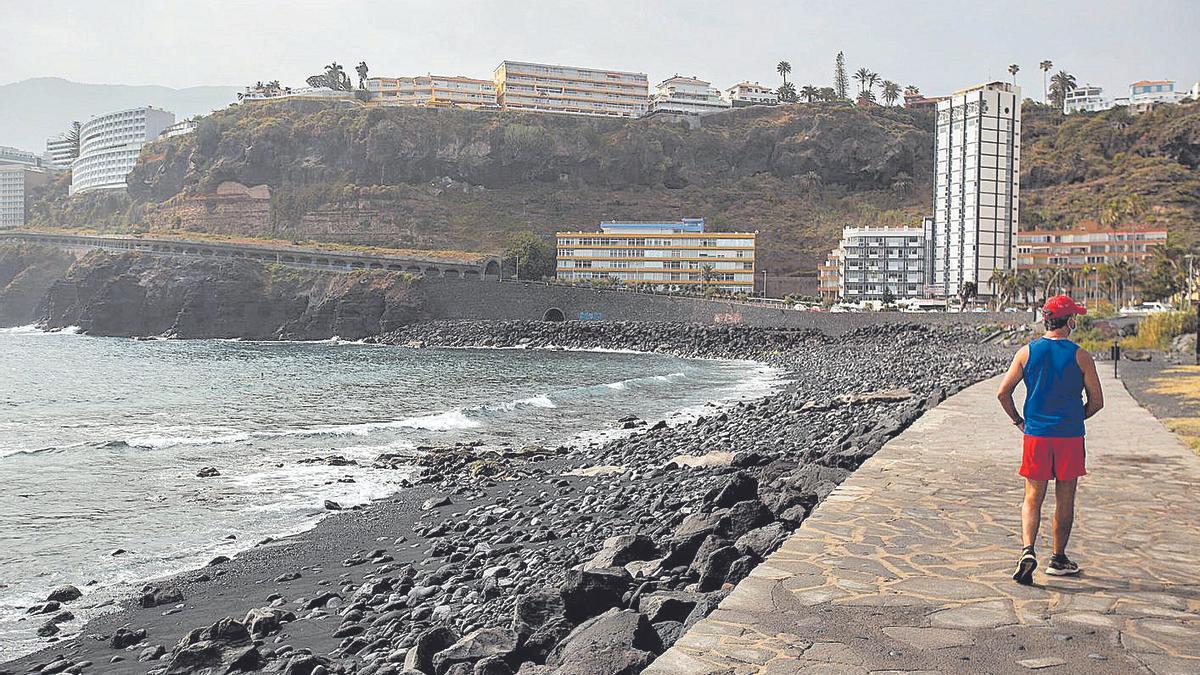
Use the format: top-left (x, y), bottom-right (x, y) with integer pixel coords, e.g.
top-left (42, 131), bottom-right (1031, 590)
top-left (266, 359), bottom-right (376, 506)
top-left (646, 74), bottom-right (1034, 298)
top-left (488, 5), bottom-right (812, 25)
top-left (0, 324), bottom-right (80, 336)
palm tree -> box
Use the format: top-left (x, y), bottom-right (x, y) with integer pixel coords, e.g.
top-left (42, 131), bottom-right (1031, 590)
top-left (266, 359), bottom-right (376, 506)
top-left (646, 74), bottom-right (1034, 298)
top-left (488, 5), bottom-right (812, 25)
top-left (1016, 269), bottom-right (1039, 308)
top-left (853, 67), bottom-right (873, 96)
top-left (776, 82), bottom-right (797, 103)
top-left (903, 85), bottom-right (920, 96)
top-left (777, 61), bottom-right (792, 86)
top-left (992, 269), bottom-right (1017, 310)
top-left (1039, 60), bottom-right (1053, 102)
top-left (818, 87), bottom-right (837, 102)
top-left (1049, 70), bottom-right (1077, 110)
top-left (881, 80), bottom-right (900, 105)
top-left (355, 61), bottom-right (369, 89)
top-left (958, 280), bottom-right (978, 311)
top-left (800, 85), bottom-right (820, 103)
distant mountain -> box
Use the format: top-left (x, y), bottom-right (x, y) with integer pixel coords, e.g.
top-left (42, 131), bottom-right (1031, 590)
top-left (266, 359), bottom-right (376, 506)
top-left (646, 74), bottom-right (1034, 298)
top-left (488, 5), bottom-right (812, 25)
top-left (0, 77), bottom-right (240, 152)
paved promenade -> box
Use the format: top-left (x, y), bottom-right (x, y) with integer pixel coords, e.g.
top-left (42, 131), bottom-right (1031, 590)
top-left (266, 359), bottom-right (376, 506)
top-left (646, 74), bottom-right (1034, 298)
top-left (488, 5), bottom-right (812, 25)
top-left (648, 372), bottom-right (1200, 674)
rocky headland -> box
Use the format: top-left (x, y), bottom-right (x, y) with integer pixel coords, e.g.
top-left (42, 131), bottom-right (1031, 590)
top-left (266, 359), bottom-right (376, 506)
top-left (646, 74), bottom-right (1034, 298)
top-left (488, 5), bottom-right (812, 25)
top-left (4, 320), bottom-right (1010, 675)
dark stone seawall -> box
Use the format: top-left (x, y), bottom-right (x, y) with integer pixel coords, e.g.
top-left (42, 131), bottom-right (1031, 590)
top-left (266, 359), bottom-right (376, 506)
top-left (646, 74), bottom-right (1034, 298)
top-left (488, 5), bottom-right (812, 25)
top-left (420, 280), bottom-right (1028, 332)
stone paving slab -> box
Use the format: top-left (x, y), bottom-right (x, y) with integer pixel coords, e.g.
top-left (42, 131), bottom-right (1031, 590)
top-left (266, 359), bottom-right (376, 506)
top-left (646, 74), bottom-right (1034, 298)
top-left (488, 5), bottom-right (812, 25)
top-left (646, 372), bottom-right (1200, 675)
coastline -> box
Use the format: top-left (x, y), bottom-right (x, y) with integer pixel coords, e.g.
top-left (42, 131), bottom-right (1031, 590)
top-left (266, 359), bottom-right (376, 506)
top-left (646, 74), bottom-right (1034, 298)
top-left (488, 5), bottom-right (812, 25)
top-left (3, 320), bottom-right (1009, 675)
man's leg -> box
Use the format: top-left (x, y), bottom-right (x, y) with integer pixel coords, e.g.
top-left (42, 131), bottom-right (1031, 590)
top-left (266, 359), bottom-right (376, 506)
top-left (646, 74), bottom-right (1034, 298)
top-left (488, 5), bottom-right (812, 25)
top-left (1022, 478), bottom-right (1049, 548)
top-left (1052, 478), bottom-right (1078, 556)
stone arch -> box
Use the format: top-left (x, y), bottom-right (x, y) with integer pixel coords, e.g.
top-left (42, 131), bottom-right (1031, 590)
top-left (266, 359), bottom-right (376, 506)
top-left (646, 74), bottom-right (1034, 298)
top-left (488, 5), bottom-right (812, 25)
top-left (543, 307), bottom-right (566, 322)
top-left (483, 260), bottom-right (500, 278)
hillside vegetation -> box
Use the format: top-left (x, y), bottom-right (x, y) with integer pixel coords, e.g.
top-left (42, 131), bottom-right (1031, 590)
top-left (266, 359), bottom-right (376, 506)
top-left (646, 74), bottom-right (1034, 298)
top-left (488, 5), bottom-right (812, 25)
top-left (27, 98), bottom-right (1200, 277)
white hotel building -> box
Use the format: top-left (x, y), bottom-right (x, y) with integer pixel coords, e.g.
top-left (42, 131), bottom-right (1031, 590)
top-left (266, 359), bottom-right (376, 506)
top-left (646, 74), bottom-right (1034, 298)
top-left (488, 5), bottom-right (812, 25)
top-left (723, 82), bottom-right (778, 107)
top-left (930, 81), bottom-right (1021, 298)
top-left (556, 219), bottom-right (756, 293)
top-left (71, 107), bottom-right (175, 195)
top-left (648, 76), bottom-right (731, 116)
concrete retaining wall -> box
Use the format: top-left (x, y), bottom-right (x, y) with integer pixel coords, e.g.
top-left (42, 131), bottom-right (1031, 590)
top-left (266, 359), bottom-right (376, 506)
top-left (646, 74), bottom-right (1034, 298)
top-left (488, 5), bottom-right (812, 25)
top-left (419, 280), bottom-right (1032, 333)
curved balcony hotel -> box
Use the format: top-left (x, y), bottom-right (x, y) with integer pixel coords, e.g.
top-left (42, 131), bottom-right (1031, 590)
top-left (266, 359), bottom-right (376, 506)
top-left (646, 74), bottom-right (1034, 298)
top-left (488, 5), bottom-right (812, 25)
top-left (70, 107), bottom-right (175, 195)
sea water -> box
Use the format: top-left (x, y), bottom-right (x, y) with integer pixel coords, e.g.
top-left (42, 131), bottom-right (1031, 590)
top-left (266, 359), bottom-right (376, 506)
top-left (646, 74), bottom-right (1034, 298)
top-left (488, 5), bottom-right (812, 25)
top-left (0, 326), bottom-right (779, 657)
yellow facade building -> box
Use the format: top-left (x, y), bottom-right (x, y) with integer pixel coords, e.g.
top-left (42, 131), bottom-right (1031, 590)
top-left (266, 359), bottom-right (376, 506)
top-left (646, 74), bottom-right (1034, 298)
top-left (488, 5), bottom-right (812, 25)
top-left (493, 61), bottom-right (649, 118)
top-left (556, 219), bottom-right (756, 293)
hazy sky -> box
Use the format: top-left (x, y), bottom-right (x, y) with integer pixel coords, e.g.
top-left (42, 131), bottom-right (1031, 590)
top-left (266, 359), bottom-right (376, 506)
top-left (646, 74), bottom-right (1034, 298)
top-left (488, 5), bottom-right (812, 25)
top-left (4, 0), bottom-right (1198, 98)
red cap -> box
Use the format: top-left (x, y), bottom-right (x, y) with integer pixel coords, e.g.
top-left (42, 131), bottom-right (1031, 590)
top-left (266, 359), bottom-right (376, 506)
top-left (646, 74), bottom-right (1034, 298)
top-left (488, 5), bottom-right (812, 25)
top-left (1042, 295), bottom-right (1087, 320)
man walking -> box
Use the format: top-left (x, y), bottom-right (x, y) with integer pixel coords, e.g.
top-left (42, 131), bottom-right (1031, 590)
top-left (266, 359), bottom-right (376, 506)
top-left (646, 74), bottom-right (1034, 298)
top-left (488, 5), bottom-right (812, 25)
top-left (997, 295), bottom-right (1104, 585)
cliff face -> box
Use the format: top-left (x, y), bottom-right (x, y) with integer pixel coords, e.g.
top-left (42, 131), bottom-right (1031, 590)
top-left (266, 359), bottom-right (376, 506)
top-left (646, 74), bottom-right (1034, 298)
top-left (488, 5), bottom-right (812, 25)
top-left (0, 244), bottom-right (79, 327)
top-left (110, 102), bottom-right (931, 276)
top-left (26, 248), bottom-right (425, 339)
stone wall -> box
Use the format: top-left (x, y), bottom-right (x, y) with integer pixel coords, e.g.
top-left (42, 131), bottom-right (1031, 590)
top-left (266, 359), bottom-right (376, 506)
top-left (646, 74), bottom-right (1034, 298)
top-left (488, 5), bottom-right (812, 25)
top-left (418, 280), bottom-right (1030, 332)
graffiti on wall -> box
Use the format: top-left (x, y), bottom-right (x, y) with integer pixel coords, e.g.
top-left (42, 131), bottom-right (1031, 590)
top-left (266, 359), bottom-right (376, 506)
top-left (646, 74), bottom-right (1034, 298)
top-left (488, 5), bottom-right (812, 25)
top-left (714, 313), bottom-right (742, 324)
top-left (578, 311), bottom-right (604, 321)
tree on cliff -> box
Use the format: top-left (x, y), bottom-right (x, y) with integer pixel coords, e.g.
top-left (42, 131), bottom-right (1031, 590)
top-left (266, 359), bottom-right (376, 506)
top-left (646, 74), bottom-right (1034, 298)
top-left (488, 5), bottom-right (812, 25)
top-left (504, 231), bottom-right (555, 281)
top-left (1008, 64), bottom-right (1020, 86)
top-left (776, 61), bottom-right (791, 86)
top-left (881, 81), bottom-right (900, 106)
top-left (356, 61), bottom-right (370, 89)
top-left (1049, 70), bottom-right (1077, 110)
top-left (64, 121), bottom-right (82, 161)
top-left (834, 52), bottom-right (849, 100)
top-left (776, 82), bottom-right (797, 103)
top-left (1040, 60), bottom-right (1054, 102)
top-left (800, 85), bottom-right (820, 103)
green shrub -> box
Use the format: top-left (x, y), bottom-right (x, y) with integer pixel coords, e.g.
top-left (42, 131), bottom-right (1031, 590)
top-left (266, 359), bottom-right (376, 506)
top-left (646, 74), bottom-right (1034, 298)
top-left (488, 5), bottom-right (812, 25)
top-left (1121, 311), bottom-right (1197, 350)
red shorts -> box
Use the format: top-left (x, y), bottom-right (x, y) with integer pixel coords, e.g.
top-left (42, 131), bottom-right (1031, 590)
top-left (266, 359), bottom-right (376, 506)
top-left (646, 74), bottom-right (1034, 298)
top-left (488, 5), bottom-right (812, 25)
top-left (1021, 435), bottom-right (1086, 481)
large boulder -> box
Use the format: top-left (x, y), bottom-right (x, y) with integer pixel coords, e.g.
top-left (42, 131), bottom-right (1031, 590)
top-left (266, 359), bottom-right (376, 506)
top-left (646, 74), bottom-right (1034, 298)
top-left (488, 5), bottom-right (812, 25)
top-left (584, 535), bottom-right (659, 570)
top-left (545, 609), bottom-right (663, 675)
top-left (139, 585), bottom-right (184, 609)
top-left (512, 590), bottom-right (565, 640)
top-left (724, 500), bottom-right (773, 540)
top-left (636, 591), bottom-right (702, 624)
top-left (46, 585), bottom-right (82, 603)
top-left (696, 546), bottom-right (741, 592)
top-left (735, 522), bottom-right (789, 559)
top-left (703, 472), bottom-right (758, 508)
top-left (432, 628), bottom-right (518, 675)
top-left (163, 617), bottom-right (258, 674)
top-left (559, 567), bottom-right (631, 624)
top-left (404, 626), bottom-right (460, 673)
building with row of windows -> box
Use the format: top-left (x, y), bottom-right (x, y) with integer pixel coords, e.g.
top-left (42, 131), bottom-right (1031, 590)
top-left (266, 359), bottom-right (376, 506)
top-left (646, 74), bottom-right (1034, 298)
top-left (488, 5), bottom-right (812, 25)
top-left (1063, 79), bottom-right (1198, 115)
top-left (70, 107), bottom-right (176, 195)
top-left (817, 225), bottom-right (931, 301)
top-left (366, 75), bottom-right (498, 109)
top-left (930, 81), bottom-right (1022, 299)
top-left (556, 218), bottom-right (756, 293)
top-left (648, 76), bottom-right (731, 116)
top-left (362, 61), bottom-right (780, 119)
top-left (0, 165), bottom-right (50, 228)
top-left (1016, 221), bottom-right (1168, 304)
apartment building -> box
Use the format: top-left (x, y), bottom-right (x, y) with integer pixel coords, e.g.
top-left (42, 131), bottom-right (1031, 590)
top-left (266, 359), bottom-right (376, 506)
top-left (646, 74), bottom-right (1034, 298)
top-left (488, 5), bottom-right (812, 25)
top-left (722, 81), bottom-right (778, 107)
top-left (648, 76), bottom-right (731, 116)
top-left (1016, 221), bottom-right (1167, 303)
top-left (366, 75), bottom-right (497, 109)
top-left (45, 135), bottom-right (77, 167)
top-left (71, 107), bottom-right (176, 195)
top-left (493, 60), bottom-right (648, 118)
top-left (556, 218), bottom-right (755, 293)
top-left (0, 146), bottom-right (53, 170)
top-left (818, 226), bottom-right (928, 301)
top-left (930, 81), bottom-right (1021, 298)
top-left (0, 166), bottom-right (50, 228)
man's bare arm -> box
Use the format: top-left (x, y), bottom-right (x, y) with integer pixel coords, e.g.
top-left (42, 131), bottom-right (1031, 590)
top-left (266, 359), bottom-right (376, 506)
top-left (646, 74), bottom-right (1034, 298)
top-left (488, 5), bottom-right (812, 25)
top-left (997, 346), bottom-right (1028, 431)
top-left (1077, 348), bottom-right (1104, 419)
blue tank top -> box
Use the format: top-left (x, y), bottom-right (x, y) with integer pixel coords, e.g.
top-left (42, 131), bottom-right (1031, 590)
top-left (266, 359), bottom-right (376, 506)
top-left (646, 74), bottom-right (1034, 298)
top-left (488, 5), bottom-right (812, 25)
top-left (1023, 337), bottom-right (1086, 438)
